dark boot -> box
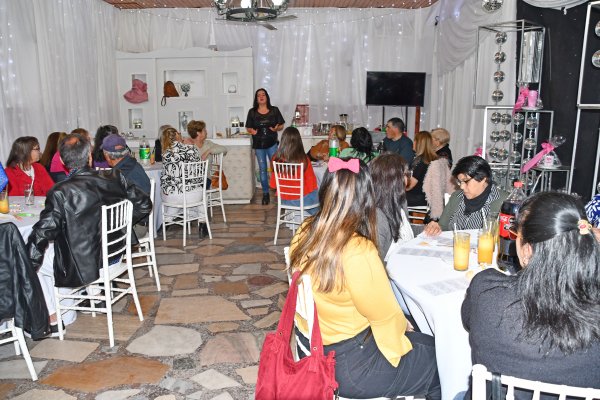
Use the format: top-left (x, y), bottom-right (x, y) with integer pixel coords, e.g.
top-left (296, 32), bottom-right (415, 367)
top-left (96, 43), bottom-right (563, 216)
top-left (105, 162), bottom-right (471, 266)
top-left (199, 223), bottom-right (208, 238)
top-left (262, 193), bottom-right (270, 205)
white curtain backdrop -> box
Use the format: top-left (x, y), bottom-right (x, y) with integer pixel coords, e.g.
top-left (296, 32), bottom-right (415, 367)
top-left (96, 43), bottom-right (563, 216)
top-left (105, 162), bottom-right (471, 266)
top-left (115, 7), bottom-right (438, 136)
top-left (0, 0), bottom-right (118, 163)
top-left (0, 0), bottom-right (520, 163)
top-left (521, 0), bottom-right (588, 10)
top-left (430, 0), bottom-right (517, 160)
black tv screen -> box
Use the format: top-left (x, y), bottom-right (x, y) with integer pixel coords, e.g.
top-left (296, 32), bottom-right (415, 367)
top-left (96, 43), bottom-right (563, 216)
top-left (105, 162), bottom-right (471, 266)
top-left (366, 71), bottom-right (426, 107)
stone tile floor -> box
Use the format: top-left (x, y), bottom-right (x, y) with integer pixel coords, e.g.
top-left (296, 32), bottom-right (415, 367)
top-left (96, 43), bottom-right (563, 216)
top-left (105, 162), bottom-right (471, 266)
top-left (0, 193), bottom-right (293, 399)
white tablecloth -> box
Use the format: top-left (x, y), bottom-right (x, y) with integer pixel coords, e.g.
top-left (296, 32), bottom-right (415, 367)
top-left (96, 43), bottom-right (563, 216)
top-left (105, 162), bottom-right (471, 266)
top-left (386, 230), bottom-right (480, 400)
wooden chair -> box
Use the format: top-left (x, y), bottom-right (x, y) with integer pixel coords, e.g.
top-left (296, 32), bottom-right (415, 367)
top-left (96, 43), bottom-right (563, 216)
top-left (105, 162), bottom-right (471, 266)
top-left (131, 178), bottom-right (160, 290)
top-left (472, 364), bottom-right (600, 400)
top-left (54, 199), bottom-right (143, 347)
top-left (273, 162), bottom-right (319, 245)
top-left (161, 160), bottom-right (212, 246)
top-left (207, 152), bottom-right (227, 222)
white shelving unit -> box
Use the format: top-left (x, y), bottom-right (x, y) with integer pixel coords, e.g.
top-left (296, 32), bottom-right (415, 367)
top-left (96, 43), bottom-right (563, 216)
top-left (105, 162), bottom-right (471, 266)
top-left (116, 47), bottom-right (254, 142)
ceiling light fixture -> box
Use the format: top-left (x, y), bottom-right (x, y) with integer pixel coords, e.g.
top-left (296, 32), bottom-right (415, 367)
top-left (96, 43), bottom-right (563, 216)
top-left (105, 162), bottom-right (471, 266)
top-left (213, 0), bottom-right (290, 22)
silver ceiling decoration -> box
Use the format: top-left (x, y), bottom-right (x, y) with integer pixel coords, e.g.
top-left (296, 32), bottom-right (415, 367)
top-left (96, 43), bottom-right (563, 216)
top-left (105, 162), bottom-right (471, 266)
top-left (482, 0), bottom-right (503, 13)
top-left (213, 0), bottom-right (289, 21)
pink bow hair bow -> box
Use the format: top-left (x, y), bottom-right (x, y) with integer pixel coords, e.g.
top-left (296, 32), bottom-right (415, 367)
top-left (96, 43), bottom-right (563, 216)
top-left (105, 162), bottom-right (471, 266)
top-left (521, 142), bottom-right (555, 173)
top-left (328, 157), bottom-right (360, 174)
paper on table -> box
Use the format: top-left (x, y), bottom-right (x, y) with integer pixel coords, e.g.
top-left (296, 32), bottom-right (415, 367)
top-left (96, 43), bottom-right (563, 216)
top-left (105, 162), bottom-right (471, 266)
top-left (392, 247), bottom-right (451, 258)
top-left (0, 213), bottom-right (17, 221)
top-left (420, 277), bottom-right (469, 296)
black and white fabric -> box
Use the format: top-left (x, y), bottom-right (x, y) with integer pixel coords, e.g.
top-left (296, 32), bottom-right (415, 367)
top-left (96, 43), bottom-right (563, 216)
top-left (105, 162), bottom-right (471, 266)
top-left (160, 141), bottom-right (202, 195)
top-left (448, 184), bottom-right (501, 230)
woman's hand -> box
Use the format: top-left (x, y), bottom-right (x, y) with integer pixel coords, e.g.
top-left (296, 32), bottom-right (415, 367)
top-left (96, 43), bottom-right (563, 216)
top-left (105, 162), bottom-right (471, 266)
top-left (406, 176), bottom-right (418, 191)
top-left (424, 221), bottom-right (442, 236)
top-left (270, 124), bottom-right (283, 132)
top-left (406, 320), bottom-right (415, 332)
top-left (247, 128), bottom-right (257, 135)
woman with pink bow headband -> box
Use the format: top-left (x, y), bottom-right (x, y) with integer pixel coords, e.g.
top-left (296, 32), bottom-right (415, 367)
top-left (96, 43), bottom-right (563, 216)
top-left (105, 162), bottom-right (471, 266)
top-left (289, 156), bottom-right (441, 400)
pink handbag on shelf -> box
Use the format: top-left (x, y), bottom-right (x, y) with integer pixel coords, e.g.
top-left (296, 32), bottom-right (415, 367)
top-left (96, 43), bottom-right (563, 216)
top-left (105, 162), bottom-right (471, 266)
top-left (255, 271), bottom-right (338, 400)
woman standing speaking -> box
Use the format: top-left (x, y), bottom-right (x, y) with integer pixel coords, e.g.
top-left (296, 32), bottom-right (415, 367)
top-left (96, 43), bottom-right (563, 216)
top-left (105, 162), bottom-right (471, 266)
top-left (245, 88), bottom-right (284, 205)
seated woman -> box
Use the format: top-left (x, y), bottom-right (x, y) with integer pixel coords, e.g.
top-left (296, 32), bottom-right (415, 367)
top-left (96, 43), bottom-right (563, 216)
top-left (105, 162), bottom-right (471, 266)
top-left (407, 131), bottom-right (437, 208)
top-left (290, 158), bottom-right (440, 399)
top-left (339, 127), bottom-right (379, 164)
top-left (462, 192), bottom-right (600, 397)
top-left (371, 153), bottom-right (414, 262)
top-left (431, 127), bottom-right (453, 168)
top-left (92, 125), bottom-right (118, 169)
top-left (40, 131), bottom-right (66, 171)
top-left (5, 136), bottom-right (54, 196)
top-left (424, 156), bottom-right (508, 236)
top-left (308, 124), bottom-right (350, 161)
top-left (269, 126), bottom-right (319, 214)
top-left (160, 127), bottom-right (205, 235)
top-left (185, 120), bottom-right (228, 188)
top-left (153, 124), bottom-right (173, 163)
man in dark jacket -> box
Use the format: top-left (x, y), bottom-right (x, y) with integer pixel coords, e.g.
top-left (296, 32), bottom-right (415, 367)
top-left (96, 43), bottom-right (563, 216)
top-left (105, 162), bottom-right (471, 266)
top-left (27, 133), bottom-right (152, 329)
top-left (102, 133), bottom-right (151, 238)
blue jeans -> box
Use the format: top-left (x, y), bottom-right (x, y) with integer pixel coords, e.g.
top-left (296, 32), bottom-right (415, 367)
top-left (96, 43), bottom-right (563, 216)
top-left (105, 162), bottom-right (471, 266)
top-left (255, 143), bottom-right (278, 194)
top-left (281, 189), bottom-right (319, 215)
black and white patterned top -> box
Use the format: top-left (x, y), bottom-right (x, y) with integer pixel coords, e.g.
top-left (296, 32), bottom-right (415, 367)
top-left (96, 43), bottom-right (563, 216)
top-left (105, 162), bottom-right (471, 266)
top-left (448, 184), bottom-right (501, 230)
top-left (160, 141), bottom-right (202, 195)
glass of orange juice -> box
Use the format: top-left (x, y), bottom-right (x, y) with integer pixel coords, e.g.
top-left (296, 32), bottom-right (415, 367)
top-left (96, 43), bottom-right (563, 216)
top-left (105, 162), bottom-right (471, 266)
top-left (0, 190), bottom-right (9, 214)
top-left (478, 230), bottom-right (495, 266)
top-left (453, 232), bottom-right (471, 271)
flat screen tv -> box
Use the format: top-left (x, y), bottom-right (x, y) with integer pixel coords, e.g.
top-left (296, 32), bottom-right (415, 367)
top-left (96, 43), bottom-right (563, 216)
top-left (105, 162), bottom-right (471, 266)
top-left (366, 71), bottom-right (426, 107)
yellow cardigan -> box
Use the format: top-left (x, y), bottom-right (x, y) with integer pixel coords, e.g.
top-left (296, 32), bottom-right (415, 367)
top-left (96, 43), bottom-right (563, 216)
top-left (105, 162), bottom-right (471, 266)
top-left (291, 235), bottom-right (413, 367)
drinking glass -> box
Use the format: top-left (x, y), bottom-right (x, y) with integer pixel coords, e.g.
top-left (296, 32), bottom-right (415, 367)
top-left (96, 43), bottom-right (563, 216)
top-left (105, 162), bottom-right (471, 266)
top-left (477, 230), bottom-right (495, 266)
top-left (24, 183), bottom-right (35, 206)
top-left (0, 190), bottom-right (8, 214)
top-left (453, 232), bottom-right (471, 271)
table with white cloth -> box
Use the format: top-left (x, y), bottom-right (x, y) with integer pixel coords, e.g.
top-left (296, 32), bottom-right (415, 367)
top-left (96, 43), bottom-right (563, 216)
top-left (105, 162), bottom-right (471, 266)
top-left (142, 162), bottom-right (162, 237)
top-left (386, 230), bottom-right (483, 400)
top-left (0, 197), bottom-right (77, 325)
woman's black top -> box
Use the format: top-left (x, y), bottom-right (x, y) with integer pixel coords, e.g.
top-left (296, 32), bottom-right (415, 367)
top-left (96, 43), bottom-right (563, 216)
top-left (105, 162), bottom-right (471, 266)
top-left (407, 157), bottom-right (429, 207)
top-left (245, 107), bottom-right (285, 149)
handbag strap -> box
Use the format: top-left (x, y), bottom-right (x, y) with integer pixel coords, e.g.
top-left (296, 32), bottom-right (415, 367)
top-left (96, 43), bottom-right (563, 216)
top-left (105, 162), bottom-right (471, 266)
top-left (279, 271), bottom-right (326, 356)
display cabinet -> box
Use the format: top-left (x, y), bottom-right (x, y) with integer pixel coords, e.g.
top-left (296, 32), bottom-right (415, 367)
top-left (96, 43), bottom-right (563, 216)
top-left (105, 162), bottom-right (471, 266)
top-left (116, 47), bottom-right (254, 142)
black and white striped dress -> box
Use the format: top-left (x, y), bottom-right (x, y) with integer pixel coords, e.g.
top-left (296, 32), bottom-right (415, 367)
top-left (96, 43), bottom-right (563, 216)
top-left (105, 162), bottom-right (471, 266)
top-left (448, 184), bottom-right (501, 230)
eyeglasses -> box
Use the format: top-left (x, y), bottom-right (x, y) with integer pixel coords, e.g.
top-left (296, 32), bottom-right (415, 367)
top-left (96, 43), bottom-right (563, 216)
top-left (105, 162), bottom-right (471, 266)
top-left (456, 177), bottom-right (472, 186)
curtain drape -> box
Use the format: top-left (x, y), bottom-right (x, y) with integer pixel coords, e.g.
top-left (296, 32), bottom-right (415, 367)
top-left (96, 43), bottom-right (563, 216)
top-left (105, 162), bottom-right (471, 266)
top-left (521, 0), bottom-right (588, 10)
top-left (0, 0), bottom-right (118, 163)
top-left (0, 0), bottom-right (520, 163)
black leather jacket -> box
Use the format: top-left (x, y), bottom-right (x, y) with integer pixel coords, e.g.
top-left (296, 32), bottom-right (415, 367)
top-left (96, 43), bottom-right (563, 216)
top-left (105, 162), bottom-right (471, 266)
top-left (27, 167), bottom-right (152, 288)
top-left (0, 223), bottom-right (50, 340)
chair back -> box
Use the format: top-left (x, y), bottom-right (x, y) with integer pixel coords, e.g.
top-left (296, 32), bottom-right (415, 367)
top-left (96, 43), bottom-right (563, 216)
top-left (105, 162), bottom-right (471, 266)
top-left (471, 364), bottom-right (600, 400)
top-left (273, 162), bottom-right (304, 205)
top-left (147, 178), bottom-right (155, 236)
top-left (101, 199), bottom-right (133, 269)
top-left (181, 160), bottom-right (209, 207)
top-left (210, 153), bottom-right (224, 189)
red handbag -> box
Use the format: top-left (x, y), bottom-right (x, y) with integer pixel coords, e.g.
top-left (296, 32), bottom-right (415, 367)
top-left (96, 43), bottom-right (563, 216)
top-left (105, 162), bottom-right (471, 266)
top-left (255, 271), bottom-right (338, 400)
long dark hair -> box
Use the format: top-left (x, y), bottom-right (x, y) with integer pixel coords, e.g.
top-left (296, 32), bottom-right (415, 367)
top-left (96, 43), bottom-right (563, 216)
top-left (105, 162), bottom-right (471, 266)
top-left (515, 192), bottom-right (600, 353)
top-left (93, 125), bottom-right (118, 162)
top-left (7, 136), bottom-right (40, 169)
top-left (40, 131), bottom-right (67, 169)
top-left (290, 159), bottom-right (377, 293)
top-left (273, 127), bottom-right (307, 168)
top-left (252, 88), bottom-right (273, 110)
top-left (350, 127), bottom-right (375, 160)
top-left (371, 153), bottom-right (409, 242)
